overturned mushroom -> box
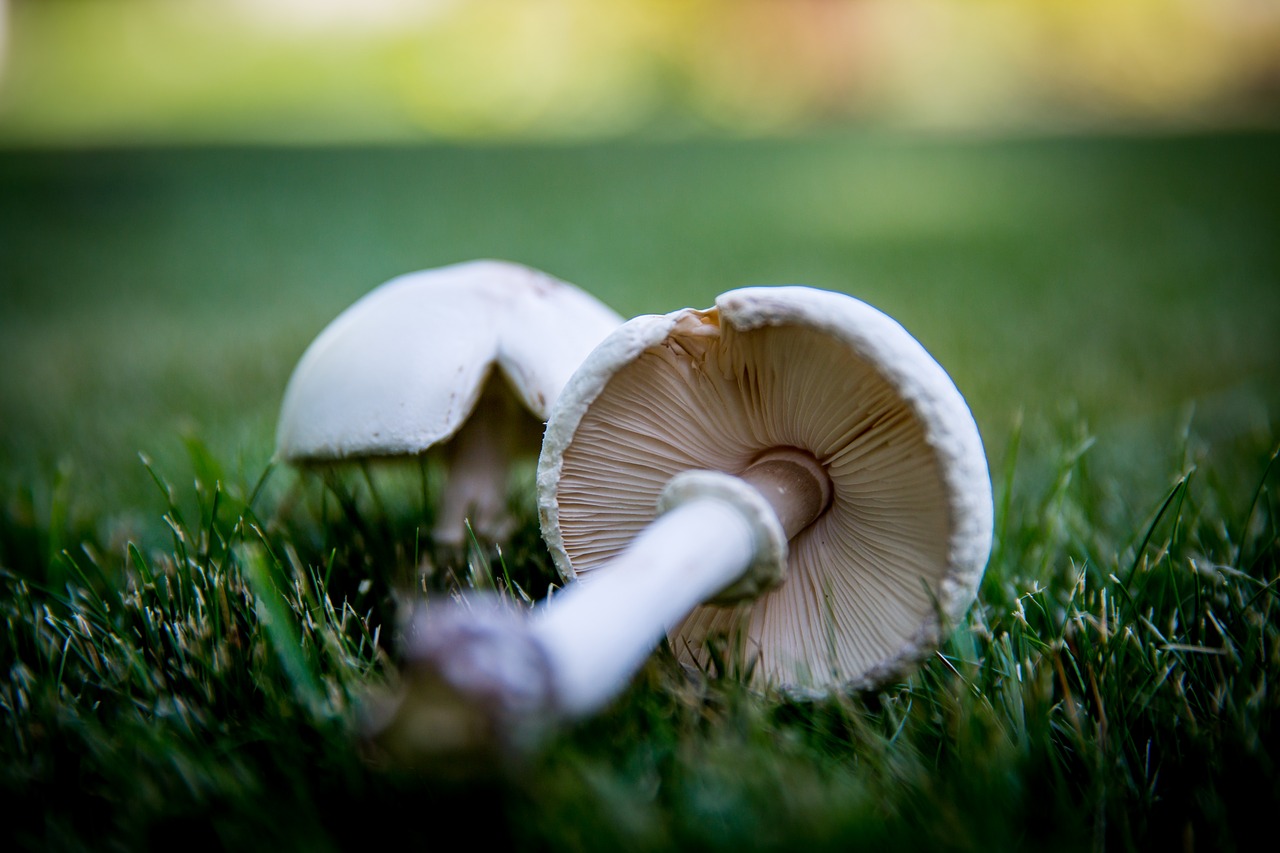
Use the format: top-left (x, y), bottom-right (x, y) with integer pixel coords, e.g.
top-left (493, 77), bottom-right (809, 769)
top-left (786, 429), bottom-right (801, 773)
top-left (395, 285), bottom-right (992, 737)
top-left (275, 260), bottom-right (623, 546)
top-left (536, 285), bottom-right (992, 713)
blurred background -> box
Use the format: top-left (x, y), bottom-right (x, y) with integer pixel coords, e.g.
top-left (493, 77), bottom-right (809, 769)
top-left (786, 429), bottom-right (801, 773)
top-left (1, 0), bottom-right (1278, 143)
top-left (1, 0), bottom-right (1278, 546)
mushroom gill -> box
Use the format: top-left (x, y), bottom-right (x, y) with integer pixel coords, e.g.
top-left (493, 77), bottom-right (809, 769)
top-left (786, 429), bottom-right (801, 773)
top-left (553, 309), bottom-right (953, 691)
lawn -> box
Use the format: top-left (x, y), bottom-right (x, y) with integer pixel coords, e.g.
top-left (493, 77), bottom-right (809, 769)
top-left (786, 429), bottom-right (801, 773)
top-left (1, 131), bottom-right (1278, 850)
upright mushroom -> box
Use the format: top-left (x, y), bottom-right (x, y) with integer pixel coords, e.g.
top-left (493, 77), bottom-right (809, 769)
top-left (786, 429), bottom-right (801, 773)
top-left (396, 285), bottom-right (992, 736)
top-left (275, 260), bottom-right (624, 546)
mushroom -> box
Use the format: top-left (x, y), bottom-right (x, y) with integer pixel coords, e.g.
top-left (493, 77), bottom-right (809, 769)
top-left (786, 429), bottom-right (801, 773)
top-left (534, 285), bottom-right (992, 714)
top-left (397, 285), bottom-right (992, 734)
top-left (275, 259), bottom-right (624, 546)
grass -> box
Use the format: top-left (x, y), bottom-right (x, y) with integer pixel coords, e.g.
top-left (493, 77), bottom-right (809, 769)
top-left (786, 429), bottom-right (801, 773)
top-left (1, 131), bottom-right (1278, 849)
top-left (2, 417), bottom-right (1276, 850)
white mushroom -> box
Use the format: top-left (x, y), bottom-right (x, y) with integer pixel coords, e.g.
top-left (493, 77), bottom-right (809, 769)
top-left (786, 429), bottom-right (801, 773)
top-left (397, 285), bottom-right (992, 735)
top-left (534, 285), bottom-right (992, 714)
top-left (275, 260), bottom-right (624, 546)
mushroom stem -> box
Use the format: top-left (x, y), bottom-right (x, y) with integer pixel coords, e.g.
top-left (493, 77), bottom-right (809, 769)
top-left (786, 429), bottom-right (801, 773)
top-left (738, 448), bottom-right (833, 540)
top-left (433, 378), bottom-right (519, 546)
top-left (531, 496), bottom-right (759, 717)
top-left (390, 450), bottom-right (834, 750)
top-left (531, 449), bottom-right (831, 718)
top-left (379, 498), bottom-right (760, 755)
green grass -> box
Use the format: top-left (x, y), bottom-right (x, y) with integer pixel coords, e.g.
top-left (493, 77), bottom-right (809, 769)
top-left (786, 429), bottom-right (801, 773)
top-left (1, 131), bottom-right (1278, 849)
top-left (3, 417), bottom-right (1276, 850)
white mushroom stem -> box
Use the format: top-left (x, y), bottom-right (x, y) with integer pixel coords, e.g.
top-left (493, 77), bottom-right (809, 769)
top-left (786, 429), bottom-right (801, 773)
top-left (433, 415), bottom-right (510, 546)
top-left (390, 449), bottom-right (834, 748)
top-left (531, 496), bottom-right (756, 717)
top-left (532, 448), bottom-right (832, 718)
top-left (432, 378), bottom-right (522, 546)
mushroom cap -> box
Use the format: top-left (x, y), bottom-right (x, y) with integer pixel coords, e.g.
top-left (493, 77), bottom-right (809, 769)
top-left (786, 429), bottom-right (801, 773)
top-left (537, 285), bottom-right (993, 694)
top-left (276, 260), bottom-right (624, 462)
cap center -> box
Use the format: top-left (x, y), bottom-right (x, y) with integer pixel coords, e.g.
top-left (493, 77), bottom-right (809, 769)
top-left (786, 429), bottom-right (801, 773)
top-left (737, 448), bottom-right (833, 540)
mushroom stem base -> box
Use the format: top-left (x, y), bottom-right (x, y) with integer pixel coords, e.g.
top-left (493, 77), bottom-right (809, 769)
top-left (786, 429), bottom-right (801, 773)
top-left (377, 596), bottom-right (559, 761)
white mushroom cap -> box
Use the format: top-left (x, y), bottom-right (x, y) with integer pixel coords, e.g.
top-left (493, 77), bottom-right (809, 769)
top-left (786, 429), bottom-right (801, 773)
top-left (537, 285), bottom-right (993, 694)
top-left (276, 259), bottom-right (624, 543)
top-left (277, 260), bottom-right (622, 459)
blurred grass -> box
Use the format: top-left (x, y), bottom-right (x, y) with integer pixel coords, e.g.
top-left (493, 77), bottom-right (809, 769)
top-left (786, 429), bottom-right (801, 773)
top-left (1, 130), bottom-right (1278, 546)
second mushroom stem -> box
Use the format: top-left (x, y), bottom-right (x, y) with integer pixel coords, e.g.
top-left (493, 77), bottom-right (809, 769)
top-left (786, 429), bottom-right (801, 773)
top-left (433, 378), bottom-right (521, 546)
top-left (531, 448), bottom-right (832, 718)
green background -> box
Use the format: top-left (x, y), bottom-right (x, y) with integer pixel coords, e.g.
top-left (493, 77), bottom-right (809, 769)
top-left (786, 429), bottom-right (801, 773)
top-left (3, 133), bottom-right (1277, 528)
